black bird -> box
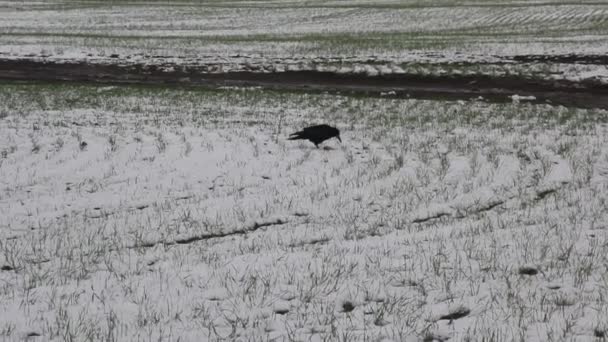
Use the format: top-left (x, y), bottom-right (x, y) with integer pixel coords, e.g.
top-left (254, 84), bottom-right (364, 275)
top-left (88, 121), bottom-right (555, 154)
top-left (288, 124), bottom-right (341, 148)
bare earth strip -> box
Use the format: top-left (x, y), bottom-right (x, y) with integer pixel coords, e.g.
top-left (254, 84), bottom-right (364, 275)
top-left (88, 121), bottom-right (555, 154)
top-left (1, 58), bottom-right (608, 109)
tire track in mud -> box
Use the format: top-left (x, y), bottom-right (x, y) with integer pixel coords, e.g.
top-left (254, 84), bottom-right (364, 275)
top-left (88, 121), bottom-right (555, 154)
top-left (1, 58), bottom-right (608, 109)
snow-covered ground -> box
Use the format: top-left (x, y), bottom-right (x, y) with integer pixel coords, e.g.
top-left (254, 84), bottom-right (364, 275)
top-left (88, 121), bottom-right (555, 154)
top-left (2, 1), bottom-right (608, 59)
top-left (1, 83), bottom-right (607, 341)
top-left (3, 1), bottom-right (608, 84)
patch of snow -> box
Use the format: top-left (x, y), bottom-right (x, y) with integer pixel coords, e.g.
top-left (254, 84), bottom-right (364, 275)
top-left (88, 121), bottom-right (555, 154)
top-left (511, 94), bottom-right (537, 103)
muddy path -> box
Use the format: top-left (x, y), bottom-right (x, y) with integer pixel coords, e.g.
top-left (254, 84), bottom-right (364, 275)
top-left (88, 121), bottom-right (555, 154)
top-left (1, 58), bottom-right (608, 109)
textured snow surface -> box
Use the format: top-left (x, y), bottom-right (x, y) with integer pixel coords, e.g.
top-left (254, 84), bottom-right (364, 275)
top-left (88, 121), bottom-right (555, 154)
top-left (0, 84), bottom-right (607, 341)
top-left (2, 1), bottom-right (608, 62)
top-left (3, 1), bottom-right (608, 85)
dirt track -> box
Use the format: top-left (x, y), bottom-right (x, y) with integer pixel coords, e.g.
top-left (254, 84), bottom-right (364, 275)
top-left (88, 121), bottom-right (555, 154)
top-left (1, 58), bottom-right (608, 109)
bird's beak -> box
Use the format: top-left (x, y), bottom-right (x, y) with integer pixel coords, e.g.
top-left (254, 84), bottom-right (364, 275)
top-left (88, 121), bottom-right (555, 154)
top-left (337, 135), bottom-right (342, 143)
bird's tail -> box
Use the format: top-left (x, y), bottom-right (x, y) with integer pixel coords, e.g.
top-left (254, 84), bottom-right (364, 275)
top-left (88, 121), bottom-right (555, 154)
top-left (288, 132), bottom-right (304, 140)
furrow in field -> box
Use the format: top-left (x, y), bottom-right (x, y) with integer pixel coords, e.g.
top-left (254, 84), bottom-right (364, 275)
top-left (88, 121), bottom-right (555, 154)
top-left (2, 57), bottom-right (608, 110)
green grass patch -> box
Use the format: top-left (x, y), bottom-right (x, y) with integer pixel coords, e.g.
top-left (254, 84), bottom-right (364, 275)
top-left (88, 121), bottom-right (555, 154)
top-left (1, 80), bottom-right (605, 133)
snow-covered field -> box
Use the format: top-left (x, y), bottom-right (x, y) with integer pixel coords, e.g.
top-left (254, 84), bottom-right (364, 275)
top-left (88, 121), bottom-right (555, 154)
top-left (1, 83), bottom-right (608, 341)
top-left (1, 1), bottom-right (608, 340)
top-left (1, 1), bottom-right (608, 59)
top-left (3, 1), bottom-right (608, 84)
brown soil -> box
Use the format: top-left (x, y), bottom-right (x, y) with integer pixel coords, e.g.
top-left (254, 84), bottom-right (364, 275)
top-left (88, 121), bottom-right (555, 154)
top-left (1, 58), bottom-right (608, 109)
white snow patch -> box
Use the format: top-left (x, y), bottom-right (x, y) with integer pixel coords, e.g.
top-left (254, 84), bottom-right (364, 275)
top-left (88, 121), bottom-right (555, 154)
top-left (511, 94), bottom-right (537, 103)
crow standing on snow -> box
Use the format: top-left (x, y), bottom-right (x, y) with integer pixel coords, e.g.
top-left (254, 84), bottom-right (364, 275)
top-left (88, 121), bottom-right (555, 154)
top-left (288, 124), bottom-right (341, 148)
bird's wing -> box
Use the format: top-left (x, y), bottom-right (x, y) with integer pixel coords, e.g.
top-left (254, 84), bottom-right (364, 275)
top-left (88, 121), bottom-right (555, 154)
top-left (302, 125), bottom-right (322, 132)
